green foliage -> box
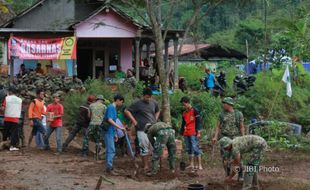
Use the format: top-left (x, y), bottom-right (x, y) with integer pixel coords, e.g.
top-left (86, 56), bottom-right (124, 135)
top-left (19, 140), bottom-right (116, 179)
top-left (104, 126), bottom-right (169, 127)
top-left (270, 6), bottom-right (310, 60)
top-left (235, 19), bottom-right (265, 54)
top-left (63, 79), bottom-right (140, 128)
top-left (254, 123), bottom-right (310, 151)
top-left (179, 63), bottom-right (205, 91)
top-left (169, 90), bottom-right (222, 137)
top-left (207, 29), bottom-right (239, 50)
top-left (235, 66), bottom-right (310, 135)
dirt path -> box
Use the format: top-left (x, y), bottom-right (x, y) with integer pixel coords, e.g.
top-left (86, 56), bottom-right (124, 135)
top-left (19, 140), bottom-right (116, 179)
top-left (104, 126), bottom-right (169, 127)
top-left (1, 127), bottom-right (310, 190)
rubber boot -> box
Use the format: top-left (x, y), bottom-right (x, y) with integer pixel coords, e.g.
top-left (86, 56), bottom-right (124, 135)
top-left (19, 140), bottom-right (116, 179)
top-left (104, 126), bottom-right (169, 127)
top-left (226, 165), bottom-right (231, 176)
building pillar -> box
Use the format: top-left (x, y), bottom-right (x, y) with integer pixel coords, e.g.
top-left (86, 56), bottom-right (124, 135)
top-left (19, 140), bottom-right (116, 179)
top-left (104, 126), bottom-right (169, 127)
top-left (2, 39), bottom-right (8, 65)
top-left (135, 38), bottom-right (140, 81)
top-left (92, 50), bottom-right (96, 79)
top-left (173, 37), bottom-right (179, 89)
top-left (104, 48), bottom-right (109, 78)
top-left (146, 42), bottom-right (151, 65)
top-left (72, 60), bottom-right (77, 76)
top-left (9, 59), bottom-right (14, 82)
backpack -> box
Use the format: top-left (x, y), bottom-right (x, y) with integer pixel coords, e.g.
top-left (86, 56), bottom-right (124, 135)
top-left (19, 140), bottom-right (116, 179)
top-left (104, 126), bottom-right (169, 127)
top-left (219, 110), bottom-right (241, 132)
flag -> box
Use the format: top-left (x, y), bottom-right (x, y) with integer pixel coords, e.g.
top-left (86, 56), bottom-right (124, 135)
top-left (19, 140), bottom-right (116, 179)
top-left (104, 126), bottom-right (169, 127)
top-left (282, 65), bottom-right (292, 97)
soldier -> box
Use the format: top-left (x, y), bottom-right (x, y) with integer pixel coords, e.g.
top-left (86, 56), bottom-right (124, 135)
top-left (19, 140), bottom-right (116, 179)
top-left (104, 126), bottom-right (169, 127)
top-left (212, 97), bottom-right (245, 179)
top-left (82, 95), bottom-right (106, 158)
top-left (144, 122), bottom-right (176, 176)
top-left (218, 135), bottom-right (268, 190)
top-left (62, 95), bottom-right (96, 152)
top-left (123, 69), bottom-right (137, 89)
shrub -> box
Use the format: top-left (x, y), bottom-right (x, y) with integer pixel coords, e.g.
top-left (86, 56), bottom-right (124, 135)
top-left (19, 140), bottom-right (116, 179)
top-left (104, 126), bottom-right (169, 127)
top-left (169, 90), bottom-right (222, 137)
top-left (63, 79), bottom-right (140, 128)
top-left (179, 63), bottom-right (205, 90)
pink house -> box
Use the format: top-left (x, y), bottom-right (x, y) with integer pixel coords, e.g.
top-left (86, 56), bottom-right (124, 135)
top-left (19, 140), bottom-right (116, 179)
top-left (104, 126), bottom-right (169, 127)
top-left (0, 1), bottom-right (184, 81)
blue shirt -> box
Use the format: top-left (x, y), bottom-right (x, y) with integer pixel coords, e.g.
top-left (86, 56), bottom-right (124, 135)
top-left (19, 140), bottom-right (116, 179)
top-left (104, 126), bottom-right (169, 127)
top-left (104, 104), bottom-right (117, 135)
top-left (205, 73), bottom-right (215, 88)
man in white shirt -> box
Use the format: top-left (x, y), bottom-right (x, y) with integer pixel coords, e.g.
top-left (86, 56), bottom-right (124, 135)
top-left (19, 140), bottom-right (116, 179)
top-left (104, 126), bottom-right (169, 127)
top-left (1, 87), bottom-right (22, 151)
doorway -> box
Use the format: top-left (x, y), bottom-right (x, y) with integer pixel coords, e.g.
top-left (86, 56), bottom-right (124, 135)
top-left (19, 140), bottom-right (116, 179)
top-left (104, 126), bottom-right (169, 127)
top-left (77, 49), bottom-right (92, 81)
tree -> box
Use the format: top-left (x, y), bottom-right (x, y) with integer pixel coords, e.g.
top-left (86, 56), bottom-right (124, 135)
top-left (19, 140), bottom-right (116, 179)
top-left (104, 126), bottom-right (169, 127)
top-left (119, 0), bottom-right (255, 123)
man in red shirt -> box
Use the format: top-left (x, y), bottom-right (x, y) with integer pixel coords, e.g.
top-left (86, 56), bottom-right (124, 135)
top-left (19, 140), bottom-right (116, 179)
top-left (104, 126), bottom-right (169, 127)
top-left (180, 96), bottom-right (202, 171)
top-left (44, 95), bottom-right (64, 154)
top-left (1, 87), bottom-right (22, 151)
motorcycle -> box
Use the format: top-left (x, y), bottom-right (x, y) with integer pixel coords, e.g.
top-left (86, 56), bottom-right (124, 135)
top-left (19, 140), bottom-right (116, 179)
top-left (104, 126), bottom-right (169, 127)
top-left (233, 75), bottom-right (256, 94)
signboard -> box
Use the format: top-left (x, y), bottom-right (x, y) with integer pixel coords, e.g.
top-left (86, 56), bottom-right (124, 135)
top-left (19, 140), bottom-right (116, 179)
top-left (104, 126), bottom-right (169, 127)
top-left (8, 36), bottom-right (77, 60)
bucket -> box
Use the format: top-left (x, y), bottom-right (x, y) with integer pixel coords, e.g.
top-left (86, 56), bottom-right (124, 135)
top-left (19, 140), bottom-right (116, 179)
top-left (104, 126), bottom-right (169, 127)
top-left (180, 161), bottom-right (186, 171)
top-left (188, 183), bottom-right (204, 190)
top-left (291, 124), bottom-right (302, 136)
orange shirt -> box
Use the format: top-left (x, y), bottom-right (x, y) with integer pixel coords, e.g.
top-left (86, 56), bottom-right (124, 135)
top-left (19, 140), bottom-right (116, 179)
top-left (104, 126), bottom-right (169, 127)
top-left (35, 68), bottom-right (44, 74)
top-left (28, 99), bottom-right (45, 119)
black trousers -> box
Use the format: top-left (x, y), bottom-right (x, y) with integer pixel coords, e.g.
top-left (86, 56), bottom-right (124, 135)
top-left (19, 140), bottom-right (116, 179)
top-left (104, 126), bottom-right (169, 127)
top-left (4, 121), bottom-right (19, 147)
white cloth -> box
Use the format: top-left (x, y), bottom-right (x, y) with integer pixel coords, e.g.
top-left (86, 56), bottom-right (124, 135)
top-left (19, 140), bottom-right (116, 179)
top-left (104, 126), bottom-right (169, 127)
top-left (282, 65), bottom-right (292, 97)
top-left (4, 95), bottom-right (22, 118)
top-left (41, 105), bottom-right (47, 127)
top-left (116, 118), bottom-right (125, 138)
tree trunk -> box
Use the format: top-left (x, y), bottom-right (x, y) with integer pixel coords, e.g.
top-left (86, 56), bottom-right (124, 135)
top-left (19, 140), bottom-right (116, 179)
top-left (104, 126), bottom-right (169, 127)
top-left (153, 25), bottom-right (171, 124)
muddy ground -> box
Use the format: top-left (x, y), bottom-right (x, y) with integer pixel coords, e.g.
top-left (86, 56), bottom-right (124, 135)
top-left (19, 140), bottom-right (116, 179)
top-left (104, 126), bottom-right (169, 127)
top-left (1, 127), bottom-right (310, 190)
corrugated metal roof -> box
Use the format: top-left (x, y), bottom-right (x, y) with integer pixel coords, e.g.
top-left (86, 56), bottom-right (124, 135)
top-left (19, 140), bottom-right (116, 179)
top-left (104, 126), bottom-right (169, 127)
top-left (167, 44), bottom-right (211, 56)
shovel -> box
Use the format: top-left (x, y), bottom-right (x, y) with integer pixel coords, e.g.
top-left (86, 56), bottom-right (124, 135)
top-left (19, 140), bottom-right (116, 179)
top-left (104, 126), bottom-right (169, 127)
top-left (124, 132), bottom-right (139, 177)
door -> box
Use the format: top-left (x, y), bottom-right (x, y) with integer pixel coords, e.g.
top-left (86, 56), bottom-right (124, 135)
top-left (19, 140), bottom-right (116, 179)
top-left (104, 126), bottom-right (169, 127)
top-left (77, 49), bottom-right (92, 81)
top-left (94, 50), bottom-right (105, 79)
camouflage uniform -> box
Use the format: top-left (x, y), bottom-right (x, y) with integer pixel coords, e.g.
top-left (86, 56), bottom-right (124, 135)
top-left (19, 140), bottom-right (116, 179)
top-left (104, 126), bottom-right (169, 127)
top-left (146, 122), bottom-right (176, 175)
top-left (218, 97), bottom-right (244, 178)
top-left (82, 101), bottom-right (106, 158)
top-left (219, 110), bottom-right (244, 172)
top-left (123, 76), bottom-right (137, 89)
top-left (219, 135), bottom-right (268, 189)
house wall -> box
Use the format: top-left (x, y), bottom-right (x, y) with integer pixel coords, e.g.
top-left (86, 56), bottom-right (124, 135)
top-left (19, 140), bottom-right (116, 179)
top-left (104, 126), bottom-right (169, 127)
top-left (120, 39), bottom-right (133, 72)
top-left (75, 9), bottom-right (138, 38)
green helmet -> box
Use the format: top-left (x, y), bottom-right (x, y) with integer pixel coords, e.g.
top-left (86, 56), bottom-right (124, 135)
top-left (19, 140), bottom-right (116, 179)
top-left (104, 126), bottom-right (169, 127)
top-left (222, 97), bottom-right (234, 106)
top-left (218, 137), bottom-right (232, 148)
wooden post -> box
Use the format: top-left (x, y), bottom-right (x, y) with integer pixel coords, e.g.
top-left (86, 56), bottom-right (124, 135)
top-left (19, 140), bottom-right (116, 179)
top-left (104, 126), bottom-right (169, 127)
top-left (2, 39), bottom-right (8, 65)
top-left (173, 37), bottom-right (179, 89)
top-left (92, 50), bottom-right (96, 79)
top-left (135, 38), bottom-right (140, 81)
top-left (104, 48), bottom-right (109, 78)
top-left (9, 58), bottom-right (14, 82)
top-left (164, 39), bottom-right (169, 71)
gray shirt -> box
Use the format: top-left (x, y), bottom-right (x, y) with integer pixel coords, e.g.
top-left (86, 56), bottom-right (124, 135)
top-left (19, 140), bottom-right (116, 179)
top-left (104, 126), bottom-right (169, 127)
top-left (127, 99), bottom-right (159, 131)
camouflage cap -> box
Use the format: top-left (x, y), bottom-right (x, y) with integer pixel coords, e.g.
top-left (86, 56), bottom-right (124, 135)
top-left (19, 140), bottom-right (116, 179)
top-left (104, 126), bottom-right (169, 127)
top-left (218, 137), bottom-right (232, 148)
top-left (96, 94), bottom-right (105, 101)
top-left (222, 97), bottom-right (234, 106)
top-left (144, 123), bottom-right (153, 133)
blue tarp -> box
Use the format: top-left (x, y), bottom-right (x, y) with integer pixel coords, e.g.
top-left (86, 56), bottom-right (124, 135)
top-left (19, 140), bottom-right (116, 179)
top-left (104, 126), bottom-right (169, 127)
top-left (302, 62), bottom-right (310, 73)
top-left (152, 90), bottom-right (174, 95)
top-left (245, 61), bottom-right (270, 74)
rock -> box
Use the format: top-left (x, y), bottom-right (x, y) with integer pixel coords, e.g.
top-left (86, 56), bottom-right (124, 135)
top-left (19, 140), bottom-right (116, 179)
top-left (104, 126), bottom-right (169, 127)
top-left (1, 72), bottom-right (84, 102)
top-left (0, 141), bottom-right (10, 151)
